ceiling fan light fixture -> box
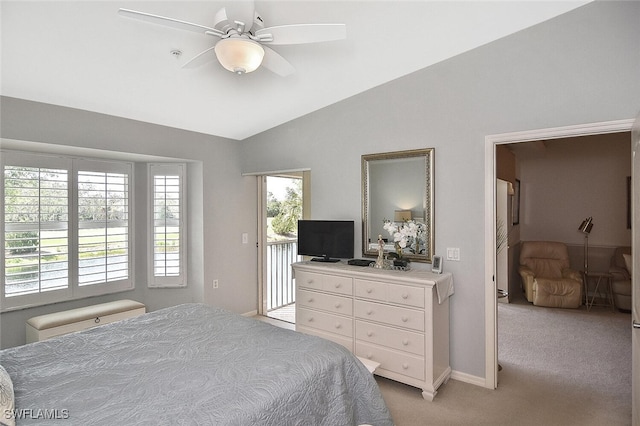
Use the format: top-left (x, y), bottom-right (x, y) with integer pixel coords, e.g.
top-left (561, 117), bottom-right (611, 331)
top-left (214, 38), bottom-right (265, 74)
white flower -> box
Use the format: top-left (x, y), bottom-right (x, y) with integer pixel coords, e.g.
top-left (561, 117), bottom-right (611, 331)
top-left (383, 219), bottom-right (425, 254)
top-left (383, 221), bottom-right (397, 234)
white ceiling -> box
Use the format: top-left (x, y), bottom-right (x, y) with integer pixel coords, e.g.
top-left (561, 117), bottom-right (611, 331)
top-left (1, 1), bottom-right (590, 141)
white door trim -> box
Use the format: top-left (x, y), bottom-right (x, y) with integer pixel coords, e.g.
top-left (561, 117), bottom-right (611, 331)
top-left (256, 172), bottom-right (310, 317)
top-left (484, 118), bottom-right (634, 389)
top-left (257, 176), bottom-right (268, 315)
top-left (631, 113), bottom-right (640, 426)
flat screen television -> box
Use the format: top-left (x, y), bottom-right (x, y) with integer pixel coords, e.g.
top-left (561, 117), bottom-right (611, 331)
top-left (297, 220), bottom-right (354, 262)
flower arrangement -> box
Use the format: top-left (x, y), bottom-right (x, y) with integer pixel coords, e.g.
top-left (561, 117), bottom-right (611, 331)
top-left (383, 219), bottom-right (425, 259)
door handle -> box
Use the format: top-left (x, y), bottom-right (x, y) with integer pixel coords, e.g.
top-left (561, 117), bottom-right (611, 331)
top-left (634, 321), bottom-right (640, 329)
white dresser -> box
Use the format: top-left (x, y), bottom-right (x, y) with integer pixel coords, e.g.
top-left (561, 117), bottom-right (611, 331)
top-left (293, 261), bottom-right (452, 401)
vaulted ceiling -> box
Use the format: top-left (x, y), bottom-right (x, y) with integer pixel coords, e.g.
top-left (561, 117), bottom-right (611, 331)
top-left (1, 1), bottom-right (590, 140)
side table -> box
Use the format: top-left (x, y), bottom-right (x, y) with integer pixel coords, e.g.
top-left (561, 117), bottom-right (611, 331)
top-left (582, 271), bottom-right (615, 311)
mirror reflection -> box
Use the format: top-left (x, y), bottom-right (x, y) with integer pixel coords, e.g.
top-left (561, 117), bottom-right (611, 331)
top-left (362, 149), bottom-right (434, 263)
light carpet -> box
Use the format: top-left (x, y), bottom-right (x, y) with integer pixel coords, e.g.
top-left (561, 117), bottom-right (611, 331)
top-left (377, 293), bottom-right (632, 425)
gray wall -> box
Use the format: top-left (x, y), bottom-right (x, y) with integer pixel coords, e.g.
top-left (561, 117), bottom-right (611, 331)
top-left (239, 1), bottom-right (640, 379)
top-left (518, 133), bottom-right (631, 247)
top-left (0, 98), bottom-right (259, 348)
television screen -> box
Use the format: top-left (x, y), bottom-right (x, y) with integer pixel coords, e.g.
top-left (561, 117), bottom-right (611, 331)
top-left (297, 220), bottom-right (354, 262)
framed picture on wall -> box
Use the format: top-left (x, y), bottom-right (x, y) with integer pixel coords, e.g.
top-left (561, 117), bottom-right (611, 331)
top-left (512, 179), bottom-right (520, 225)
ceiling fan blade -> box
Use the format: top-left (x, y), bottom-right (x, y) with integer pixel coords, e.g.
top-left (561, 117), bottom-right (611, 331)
top-left (261, 46), bottom-right (295, 77)
top-left (182, 46), bottom-right (217, 69)
top-left (118, 8), bottom-right (224, 37)
top-left (255, 24), bottom-right (346, 45)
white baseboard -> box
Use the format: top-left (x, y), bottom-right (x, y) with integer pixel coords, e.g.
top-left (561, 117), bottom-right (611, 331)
top-left (242, 310), bottom-right (258, 317)
top-left (450, 369), bottom-right (489, 388)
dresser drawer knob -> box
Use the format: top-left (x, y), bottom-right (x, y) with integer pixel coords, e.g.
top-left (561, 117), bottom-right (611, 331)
top-left (334, 302), bottom-right (341, 309)
top-left (401, 316), bottom-right (408, 322)
top-left (308, 298), bottom-right (314, 303)
top-left (307, 317), bottom-right (314, 322)
top-left (402, 293), bottom-right (409, 299)
top-left (306, 279), bottom-right (314, 284)
top-left (367, 353), bottom-right (373, 359)
top-left (366, 309), bottom-right (373, 315)
top-left (366, 288), bottom-right (373, 294)
top-left (402, 339), bottom-right (409, 346)
top-left (335, 283), bottom-right (342, 288)
top-left (367, 331), bottom-right (373, 337)
top-left (402, 363), bottom-right (409, 370)
top-left (335, 322), bottom-right (342, 329)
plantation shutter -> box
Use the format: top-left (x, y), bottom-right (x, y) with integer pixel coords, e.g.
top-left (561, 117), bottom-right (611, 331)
top-left (148, 163), bottom-right (186, 288)
top-left (3, 165), bottom-right (69, 297)
top-left (77, 168), bottom-right (129, 286)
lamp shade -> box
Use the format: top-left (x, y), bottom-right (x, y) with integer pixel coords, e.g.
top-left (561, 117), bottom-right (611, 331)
top-left (394, 210), bottom-right (412, 222)
top-left (214, 38), bottom-right (265, 74)
top-left (578, 216), bottom-right (594, 234)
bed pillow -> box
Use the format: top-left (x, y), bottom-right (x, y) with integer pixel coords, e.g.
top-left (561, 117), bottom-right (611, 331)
top-left (623, 253), bottom-right (633, 276)
top-left (0, 365), bottom-right (14, 426)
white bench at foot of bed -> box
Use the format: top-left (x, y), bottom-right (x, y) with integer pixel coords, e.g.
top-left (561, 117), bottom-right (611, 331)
top-left (26, 299), bottom-right (146, 343)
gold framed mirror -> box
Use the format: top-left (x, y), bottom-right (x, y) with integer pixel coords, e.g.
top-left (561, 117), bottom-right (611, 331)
top-left (361, 148), bottom-right (434, 263)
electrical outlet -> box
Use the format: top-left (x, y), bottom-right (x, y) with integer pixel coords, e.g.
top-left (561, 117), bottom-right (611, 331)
top-left (213, 279), bottom-right (219, 289)
top-left (242, 233), bottom-right (248, 244)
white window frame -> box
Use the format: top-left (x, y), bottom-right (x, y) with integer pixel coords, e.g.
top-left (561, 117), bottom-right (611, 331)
top-left (147, 163), bottom-right (187, 288)
top-left (1, 151), bottom-right (134, 311)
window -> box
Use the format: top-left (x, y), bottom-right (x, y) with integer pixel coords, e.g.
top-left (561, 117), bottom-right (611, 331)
top-left (76, 161), bottom-right (131, 290)
top-left (2, 152), bottom-right (133, 311)
top-left (148, 163), bottom-right (186, 288)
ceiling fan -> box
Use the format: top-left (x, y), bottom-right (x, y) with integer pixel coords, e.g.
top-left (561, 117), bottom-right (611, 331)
top-left (118, 2), bottom-right (346, 76)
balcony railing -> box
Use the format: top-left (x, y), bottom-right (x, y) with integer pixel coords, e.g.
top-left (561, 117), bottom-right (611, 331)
top-left (266, 239), bottom-right (301, 312)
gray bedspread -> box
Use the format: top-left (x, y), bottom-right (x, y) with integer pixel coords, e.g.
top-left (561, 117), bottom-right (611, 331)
top-left (0, 303), bottom-right (393, 425)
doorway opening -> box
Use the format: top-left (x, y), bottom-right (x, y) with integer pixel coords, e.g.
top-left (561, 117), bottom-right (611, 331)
top-left (485, 119), bottom-right (635, 389)
top-left (257, 171), bottom-right (310, 324)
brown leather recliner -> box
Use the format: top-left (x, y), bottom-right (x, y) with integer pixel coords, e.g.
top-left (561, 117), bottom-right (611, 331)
top-left (518, 241), bottom-right (583, 308)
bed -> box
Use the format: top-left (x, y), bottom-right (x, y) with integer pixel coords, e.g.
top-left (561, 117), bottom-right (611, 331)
top-left (0, 303), bottom-right (393, 425)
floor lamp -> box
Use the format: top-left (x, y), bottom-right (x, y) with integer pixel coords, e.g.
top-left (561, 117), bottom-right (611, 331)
top-left (578, 216), bottom-right (594, 273)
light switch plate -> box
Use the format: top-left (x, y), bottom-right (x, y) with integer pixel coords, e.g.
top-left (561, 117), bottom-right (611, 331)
top-left (446, 247), bottom-right (460, 261)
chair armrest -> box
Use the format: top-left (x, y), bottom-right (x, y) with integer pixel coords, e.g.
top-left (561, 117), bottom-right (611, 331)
top-left (609, 265), bottom-right (630, 281)
top-left (518, 266), bottom-right (535, 284)
top-left (518, 266), bottom-right (537, 302)
top-left (562, 268), bottom-right (583, 283)
top-left (518, 266), bottom-right (534, 277)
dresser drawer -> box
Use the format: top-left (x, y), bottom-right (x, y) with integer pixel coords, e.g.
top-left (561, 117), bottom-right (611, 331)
top-left (296, 271), bottom-right (353, 296)
top-left (297, 289), bottom-right (353, 316)
top-left (355, 279), bottom-right (425, 308)
top-left (388, 283), bottom-right (425, 308)
top-left (354, 300), bottom-right (425, 332)
top-left (297, 307), bottom-right (353, 338)
top-left (354, 279), bottom-right (387, 301)
top-left (356, 341), bottom-right (425, 381)
top-left (355, 320), bottom-right (425, 356)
